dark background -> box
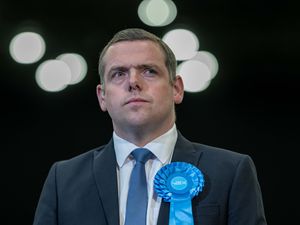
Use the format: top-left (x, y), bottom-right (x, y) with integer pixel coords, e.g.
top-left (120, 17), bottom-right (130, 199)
top-left (1, 0), bottom-right (298, 224)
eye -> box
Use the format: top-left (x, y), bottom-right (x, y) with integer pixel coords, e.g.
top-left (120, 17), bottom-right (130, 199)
top-left (143, 68), bottom-right (157, 76)
top-left (108, 69), bottom-right (128, 84)
top-left (110, 70), bottom-right (127, 80)
top-left (112, 71), bottom-right (125, 77)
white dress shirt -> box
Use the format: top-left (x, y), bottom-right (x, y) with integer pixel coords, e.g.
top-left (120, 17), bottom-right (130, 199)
top-left (113, 124), bottom-right (178, 225)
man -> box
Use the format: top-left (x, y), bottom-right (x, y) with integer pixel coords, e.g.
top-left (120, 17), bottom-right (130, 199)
top-left (33, 28), bottom-right (267, 225)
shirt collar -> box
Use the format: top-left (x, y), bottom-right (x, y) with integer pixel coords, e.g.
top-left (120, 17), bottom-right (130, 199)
top-left (113, 124), bottom-right (178, 167)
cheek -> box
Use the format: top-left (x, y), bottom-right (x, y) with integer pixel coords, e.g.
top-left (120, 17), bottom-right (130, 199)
top-left (103, 90), bottom-right (122, 110)
top-left (152, 86), bottom-right (174, 105)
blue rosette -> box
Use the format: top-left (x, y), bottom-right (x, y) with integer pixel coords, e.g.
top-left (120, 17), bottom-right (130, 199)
top-left (154, 162), bottom-right (204, 225)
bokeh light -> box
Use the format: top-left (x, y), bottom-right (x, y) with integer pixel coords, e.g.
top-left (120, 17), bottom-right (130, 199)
top-left (138, 0), bottom-right (177, 27)
top-left (9, 32), bottom-right (46, 64)
top-left (56, 53), bottom-right (87, 85)
top-left (35, 60), bottom-right (72, 92)
top-left (191, 51), bottom-right (219, 79)
top-left (177, 60), bottom-right (212, 92)
top-left (163, 29), bottom-right (199, 60)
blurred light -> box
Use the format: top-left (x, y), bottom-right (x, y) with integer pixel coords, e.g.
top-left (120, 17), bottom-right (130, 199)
top-left (192, 51), bottom-right (219, 78)
top-left (138, 0), bottom-right (177, 27)
top-left (35, 60), bottom-right (71, 92)
top-left (177, 60), bottom-right (211, 92)
top-left (160, 0), bottom-right (177, 26)
top-left (56, 53), bottom-right (87, 85)
top-left (163, 29), bottom-right (199, 60)
top-left (9, 32), bottom-right (45, 64)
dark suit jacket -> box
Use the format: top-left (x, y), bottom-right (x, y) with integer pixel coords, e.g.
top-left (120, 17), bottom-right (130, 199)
top-left (33, 132), bottom-right (267, 225)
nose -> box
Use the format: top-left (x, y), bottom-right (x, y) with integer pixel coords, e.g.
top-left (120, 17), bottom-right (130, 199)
top-left (128, 69), bottom-right (142, 91)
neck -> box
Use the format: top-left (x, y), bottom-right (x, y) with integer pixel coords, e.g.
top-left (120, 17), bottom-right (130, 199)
top-left (113, 122), bottom-right (175, 147)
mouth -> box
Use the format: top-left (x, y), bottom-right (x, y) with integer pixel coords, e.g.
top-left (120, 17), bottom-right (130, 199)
top-left (125, 97), bottom-right (148, 105)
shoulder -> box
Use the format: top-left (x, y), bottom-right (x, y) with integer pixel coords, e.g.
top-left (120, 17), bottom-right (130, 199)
top-left (43, 143), bottom-right (111, 188)
top-left (177, 132), bottom-right (254, 172)
top-left (52, 143), bottom-right (108, 173)
top-left (192, 141), bottom-right (247, 160)
top-left (191, 141), bottom-right (256, 174)
top-left (178, 131), bottom-right (248, 160)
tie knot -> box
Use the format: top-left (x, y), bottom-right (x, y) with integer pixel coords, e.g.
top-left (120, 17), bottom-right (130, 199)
top-left (131, 148), bottom-right (153, 164)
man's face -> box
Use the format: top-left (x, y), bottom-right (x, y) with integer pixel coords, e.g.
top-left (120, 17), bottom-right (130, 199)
top-left (96, 40), bottom-right (184, 136)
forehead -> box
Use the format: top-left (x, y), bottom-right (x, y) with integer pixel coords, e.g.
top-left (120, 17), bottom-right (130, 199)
top-left (103, 40), bottom-right (166, 70)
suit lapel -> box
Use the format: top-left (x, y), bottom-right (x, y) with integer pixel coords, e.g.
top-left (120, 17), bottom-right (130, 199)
top-left (171, 131), bottom-right (202, 165)
top-left (93, 139), bottom-right (119, 225)
top-left (157, 131), bottom-right (203, 225)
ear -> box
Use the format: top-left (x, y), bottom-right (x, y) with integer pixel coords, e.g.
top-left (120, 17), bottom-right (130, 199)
top-left (173, 75), bottom-right (184, 104)
top-left (96, 84), bottom-right (107, 111)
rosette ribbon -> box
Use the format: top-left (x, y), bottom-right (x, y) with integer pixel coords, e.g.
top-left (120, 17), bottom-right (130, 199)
top-left (154, 162), bottom-right (204, 225)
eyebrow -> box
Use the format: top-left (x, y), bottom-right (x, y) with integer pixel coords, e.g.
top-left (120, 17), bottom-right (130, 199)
top-left (137, 64), bottom-right (159, 70)
top-left (107, 63), bottom-right (159, 74)
top-left (109, 66), bottom-right (128, 72)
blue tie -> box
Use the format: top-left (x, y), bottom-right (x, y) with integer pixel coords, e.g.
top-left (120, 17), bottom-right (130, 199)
top-left (124, 148), bottom-right (153, 225)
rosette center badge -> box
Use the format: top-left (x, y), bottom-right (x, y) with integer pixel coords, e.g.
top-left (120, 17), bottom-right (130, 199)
top-left (167, 172), bottom-right (193, 196)
top-left (170, 176), bottom-right (188, 191)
